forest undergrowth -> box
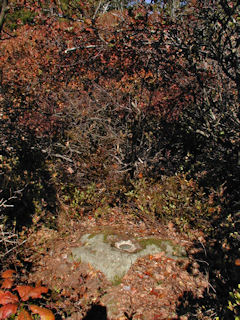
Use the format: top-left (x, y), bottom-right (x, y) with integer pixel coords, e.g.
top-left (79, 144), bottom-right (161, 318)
top-left (0, 0), bottom-right (239, 319)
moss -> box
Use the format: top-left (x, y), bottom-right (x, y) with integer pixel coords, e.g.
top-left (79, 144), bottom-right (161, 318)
top-left (138, 238), bottom-right (186, 258)
top-left (138, 238), bottom-right (166, 249)
top-left (86, 230), bottom-right (113, 241)
top-left (6, 9), bottom-right (36, 30)
top-left (70, 232), bottom-right (187, 284)
top-left (102, 230), bottom-right (118, 243)
top-left (88, 233), bottom-right (98, 240)
top-left (112, 275), bottom-right (123, 286)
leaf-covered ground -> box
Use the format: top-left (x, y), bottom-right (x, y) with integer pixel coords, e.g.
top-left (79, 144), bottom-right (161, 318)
top-left (23, 208), bottom-right (209, 319)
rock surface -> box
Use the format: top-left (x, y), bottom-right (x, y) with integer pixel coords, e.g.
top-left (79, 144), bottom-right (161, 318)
top-left (69, 231), bottom-right (187, 283)
top-left (27, 213), bottom-right (208, 319)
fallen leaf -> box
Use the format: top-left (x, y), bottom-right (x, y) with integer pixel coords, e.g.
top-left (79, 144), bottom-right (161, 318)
top-left (29, 287), bottom-right (48, 299)
top-left (150, 288), bottom-right (159, 296)
top-left (0, 291), bottom-right (19, 305)
top-left (1, 278), bottom-right (14, 290)
top-left (138, 172), bottom-right (143, 178)
top-left (35, 281), bottom-right (42, 288)
top-left (166, 264), bottom-right (172, 273)
top-left (0, 304), bottom-right (18, 319)
top-left (167, 221), bottom-right (175, 231)
top-left (29, 305), bottom-right (55, 320)
top-left (85, 19), bottom-right (92, 25)
top-left (66, 167), bottom-right (74, 174)
top-left (14, 286), bottom-right (32, 301)
top-left (14, 286), bottom-right (48, 301)
top-left (152, 252), bottom-right (164, 260)
top-left (1, 270), bottom-right (16, 279)
top-left (17, 309), bottom-right (33, 320)
top-left (235, 259), bottom-right (240, 266)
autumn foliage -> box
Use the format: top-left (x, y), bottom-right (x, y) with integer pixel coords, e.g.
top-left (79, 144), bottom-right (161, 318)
top-left (1, 1), bottom-right (239, 185)
top-left (0, 0), bottom-right (239, 318)
top-left (0, 269), bottom-right (54, 320)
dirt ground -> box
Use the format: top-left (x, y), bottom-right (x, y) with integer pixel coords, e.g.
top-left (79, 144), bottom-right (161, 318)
top-left (23, 208), bottom-right (209, 320)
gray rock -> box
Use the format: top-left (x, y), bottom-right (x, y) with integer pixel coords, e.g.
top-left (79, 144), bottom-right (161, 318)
top-left (68, 231), bottom-right (186, 284)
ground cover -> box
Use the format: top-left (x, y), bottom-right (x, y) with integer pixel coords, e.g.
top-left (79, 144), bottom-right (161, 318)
top-left (0, 1), bottom-right (239, 319)
top-left (20, 208), bottom-right (209, 319)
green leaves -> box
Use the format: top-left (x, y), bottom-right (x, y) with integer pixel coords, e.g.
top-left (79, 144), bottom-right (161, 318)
top-left (228, 284), bottom-right (240, 319)
top-left (124, 174), bottom-right (218, 231)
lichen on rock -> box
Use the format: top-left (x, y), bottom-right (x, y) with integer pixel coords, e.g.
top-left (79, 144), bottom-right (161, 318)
top-left (68, 231), bottom-right (187, 283)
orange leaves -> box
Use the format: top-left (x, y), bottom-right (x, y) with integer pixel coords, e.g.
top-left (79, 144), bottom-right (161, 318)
top-left (14, 285), bottom-right (48, 301)
top-left (138, 69), bottom-right (153, 80)
top-left (208, 207), bottom-right (216, 214)
top-left (1, 270), bottom-right (16, 290)
top-left (84, 18), bottom-right (92, 26)
top-left (149, 288), bottom-right (166, 298)
top-left (85, 27), bottom-right (94, 34)
top-left (0, 270), bottom-right (18, 318)
top-left (0, 291), bottom-right (19, 305)
top-left (0, 270), bottom-right (18, 320)
top-left (0, 269), bottom-right (54, 320)
top-left (138, 172), bottom-right (143, 179)
top-left (1, 279), bottom-right (14, 290)
top-left (29, 305), bottom-right (55, 320)
top-left (235, 259), bottom-right (240, 266)
top-left (1, 270), bottom-right (16, 279)
top-left (0, 304), bottom-right (18, 320)
top-left (17, 306), bottom-right (55, 320)
top-left (17, 309), bottom-right (33, 320)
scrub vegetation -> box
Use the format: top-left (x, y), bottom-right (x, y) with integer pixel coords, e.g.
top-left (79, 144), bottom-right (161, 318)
top-left (0, 0), bottom-right (239, 319)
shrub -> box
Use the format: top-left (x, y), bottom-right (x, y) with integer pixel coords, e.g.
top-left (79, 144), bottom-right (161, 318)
top-left (125, 174), bottom-right (220, 231)
top-left (0, 196), bottom-right (18, 263)
top-left (228, 284), bottom-right (240, 320)
top-left (0, 269), bottom-right (55, 320)
top-left (6, 8), bottom-right (36, 31)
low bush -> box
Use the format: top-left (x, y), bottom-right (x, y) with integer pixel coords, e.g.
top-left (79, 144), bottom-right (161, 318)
top-left (0, 269), bottom-right (55, 320)
top-left (125, 174), bottom-right (220, 231)
top-left (228, 284), bottom-right (240, 320)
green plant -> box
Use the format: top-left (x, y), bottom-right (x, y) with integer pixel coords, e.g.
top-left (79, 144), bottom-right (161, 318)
top-left (228, 284), bottom-right (240, 320)
top-left (6, 8), bottom-right (36, 30)
top-left (125, 174), bottom-right (219, 231)
top-left (60, 183), bottom-right (101, 217)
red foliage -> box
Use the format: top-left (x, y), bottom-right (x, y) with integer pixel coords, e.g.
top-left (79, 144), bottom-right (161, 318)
top-left (1, 0), bottom-right (239, 193)
top-left (1, 270), bottom-right (16, 290)
top-left (0, 270), bottom-right (54, 320)
top-left (1, 270), bottom-right (16, 279)
top-left (1, 279), bottom-right (14, 290)
top-left (17, 309), bottom-right (33, 320)
top-left (0, 291), bottom-right (19, 305)
top-left (14, 285), bottom-right (48, 301)
top-left (29, 305), bottom-right (55, 320)
top-left (0, 1), bottom-right (214, 143)
top-left (0, 303), bottom-right (18, 320)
